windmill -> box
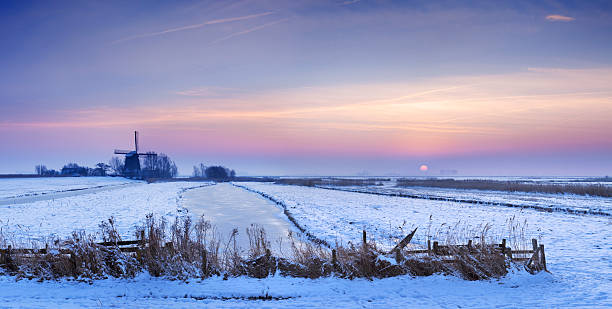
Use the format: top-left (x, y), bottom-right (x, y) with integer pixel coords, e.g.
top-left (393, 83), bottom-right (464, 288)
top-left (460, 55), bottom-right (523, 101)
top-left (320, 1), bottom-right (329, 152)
top-left (114, 131), bottom-right (157, 178)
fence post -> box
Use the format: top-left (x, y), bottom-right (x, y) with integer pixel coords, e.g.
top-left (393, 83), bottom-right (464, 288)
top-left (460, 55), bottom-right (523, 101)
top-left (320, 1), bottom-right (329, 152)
top-left (362, 230), bottom-right (367, 247)
top-left (467, 240), bottom-right (472, 252)
top-left (4, 245), bottom-right (11, 266)
top-left (395, 249), bottom-right (403, 263)
top-left (70, 251), bottom-right (77, 275)
top-left (531, 239), bottom-right (538, 252)
top-left (433, 241), bottom-right (439, 255)
top-left (501, 239), bottom-right (506, 254)
top-left (427, 240), bottom-right (431, 255)
top-left (539, 245), bottom-right (547, 271)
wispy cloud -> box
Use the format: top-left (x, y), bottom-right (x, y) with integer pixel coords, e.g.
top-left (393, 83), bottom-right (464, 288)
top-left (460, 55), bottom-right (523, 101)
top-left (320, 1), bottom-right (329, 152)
top-left (546, 14), bottom-right (575, 22)
top-left (175, 86), bottom-right (241, 97)
top-left (112, 12), bottom-right (274, 44)
top-left (4, 68), bottom-right (611, 158)
top-left (210, 18), bottom-right (289, 44)
top-left (342, 0), bottom-right (361, 5)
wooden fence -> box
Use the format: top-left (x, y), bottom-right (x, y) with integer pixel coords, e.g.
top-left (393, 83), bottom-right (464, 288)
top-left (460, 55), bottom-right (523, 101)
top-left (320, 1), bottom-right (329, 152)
top-left (1, 231), bottom-right (547, 273)
top-left (333, 229), bottom-right (547, 273)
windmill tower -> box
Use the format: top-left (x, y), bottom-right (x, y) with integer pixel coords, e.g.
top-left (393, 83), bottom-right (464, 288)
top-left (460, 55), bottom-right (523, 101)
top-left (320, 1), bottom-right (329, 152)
top-left (114, 131), bottom-right (157, 178)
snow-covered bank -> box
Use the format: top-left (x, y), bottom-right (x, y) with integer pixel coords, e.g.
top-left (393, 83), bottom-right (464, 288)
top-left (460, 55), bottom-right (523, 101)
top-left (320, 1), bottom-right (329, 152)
top-left (0, 177), bottom-right (140, 199)
top-left (234, 182), bottom-right (612, 307)
top-left (0, 182), bottom-right (212, 244)
top-left (322, 184), bottom-right (612, 216)
top-left (2, 271), bottom-right (596, 308)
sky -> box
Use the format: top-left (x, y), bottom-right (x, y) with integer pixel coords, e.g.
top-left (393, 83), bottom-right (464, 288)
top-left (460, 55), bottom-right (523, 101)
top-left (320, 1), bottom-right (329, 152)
top-left (1, 0), bottom-right (611, 176)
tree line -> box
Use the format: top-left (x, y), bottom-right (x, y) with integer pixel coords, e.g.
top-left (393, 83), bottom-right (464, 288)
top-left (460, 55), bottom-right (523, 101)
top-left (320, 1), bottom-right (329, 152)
top-left (34, 153), bottom-right (179, 179)
top-left (35, 163), bottom-right (111, 177)
top-left (33, 156), bottom-right (239, 180)
top-left (192, 164), bottom-right (236, 180)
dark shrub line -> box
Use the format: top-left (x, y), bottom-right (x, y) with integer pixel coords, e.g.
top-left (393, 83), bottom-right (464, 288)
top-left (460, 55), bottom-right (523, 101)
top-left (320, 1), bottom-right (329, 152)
top-left (396, 178), bottom-right (612, 198)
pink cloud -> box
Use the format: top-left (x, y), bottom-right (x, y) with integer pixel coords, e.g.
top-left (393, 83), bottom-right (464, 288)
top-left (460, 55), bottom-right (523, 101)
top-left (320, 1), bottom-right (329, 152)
top-left (545, 15), bottom-right (575, 22)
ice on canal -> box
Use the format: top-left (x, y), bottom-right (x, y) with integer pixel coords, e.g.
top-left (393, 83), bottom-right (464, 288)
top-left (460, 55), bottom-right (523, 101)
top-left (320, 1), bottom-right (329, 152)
top-left (180, 183), bottom-right (301, 255)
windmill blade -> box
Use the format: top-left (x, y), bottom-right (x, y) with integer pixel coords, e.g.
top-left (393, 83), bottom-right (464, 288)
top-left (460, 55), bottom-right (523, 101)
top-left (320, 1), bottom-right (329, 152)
top-left (114, 149), bottom-right (131, 154)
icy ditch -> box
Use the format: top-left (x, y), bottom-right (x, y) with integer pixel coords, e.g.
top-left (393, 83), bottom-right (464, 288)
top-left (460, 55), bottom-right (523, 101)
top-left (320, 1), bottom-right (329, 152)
top-left (234, 182), bottom-right (612, 307)
top-left (0, 181), bottom-right (212, 244)
top-left (0, 177), bottom-right (140, 199)
top-left (319, 184), bottom-right (612, 216)
top-left (180, 183), bottom-right (304, 256)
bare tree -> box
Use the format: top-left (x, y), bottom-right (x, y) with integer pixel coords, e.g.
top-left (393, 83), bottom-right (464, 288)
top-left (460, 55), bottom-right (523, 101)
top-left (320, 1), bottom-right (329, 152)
top-left (193, 165), bottom-right (201, 177)
top-left (109, 157), bottom-right (124, 176)
top-left (192, 163), bottom-right (207, 177)
top-left (35, 165), bottom-right (47, 176)
top-left (143, 153), bottom-right (178, 178)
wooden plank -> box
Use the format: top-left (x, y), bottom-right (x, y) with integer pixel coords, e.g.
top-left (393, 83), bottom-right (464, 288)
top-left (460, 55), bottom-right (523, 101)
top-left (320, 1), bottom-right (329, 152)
top-left (404, 249), bottom-right (430, 254)
top-left (98, 240), bottom-right (140, 246)
top-left (512, 250), bottom-right (535, 254)
top-left (389, 227), bottom-right (418, 254)
top-left (540, 244), bottom-right (547, 271)
top-left (526, 246), bottom-right (540, 269)
top-left (512, 258), bottom-right (530, 262)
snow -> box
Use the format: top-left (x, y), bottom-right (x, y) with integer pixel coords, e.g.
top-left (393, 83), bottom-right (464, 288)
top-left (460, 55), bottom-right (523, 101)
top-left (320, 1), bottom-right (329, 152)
top-left (0, 177), bottom-right (139, 199)
top-left (3, 271), bottom-right (602, 308)
top-left (234, 182), bottom-right (612, 307)
top-left (0, 181), bottom-right (212, 244)
top-left (0, 178), bottom-right (610, 307)
top-left (322, 184), bottom-right (612, 216)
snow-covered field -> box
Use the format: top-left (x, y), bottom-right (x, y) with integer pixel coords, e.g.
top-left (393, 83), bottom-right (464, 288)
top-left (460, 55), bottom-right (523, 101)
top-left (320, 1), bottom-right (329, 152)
top-left (321, 184), bottom-right (612, 216)
top-left (0, 177), bottom-right (140, 199)
top-left (0, 181), bottom-right (211, 244)
top-left (0, 178), bottom-right (610, 308)
top-left (235, 182), bottom-right (612, 307)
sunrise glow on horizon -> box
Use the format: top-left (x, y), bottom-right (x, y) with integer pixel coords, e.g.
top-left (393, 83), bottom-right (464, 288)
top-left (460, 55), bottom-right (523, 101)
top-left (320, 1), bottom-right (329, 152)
top-left (1, 1), bottom-right (611, 176)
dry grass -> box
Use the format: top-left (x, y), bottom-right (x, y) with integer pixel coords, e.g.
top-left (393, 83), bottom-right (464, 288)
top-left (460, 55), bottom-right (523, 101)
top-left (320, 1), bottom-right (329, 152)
top-left (1, 215), bottom-right (535, 281)
top-left (396, 178), bottom-right (612, 197)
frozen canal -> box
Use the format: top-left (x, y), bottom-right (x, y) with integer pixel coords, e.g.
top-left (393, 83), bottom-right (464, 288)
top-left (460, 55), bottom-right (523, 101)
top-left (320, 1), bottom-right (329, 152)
top-left (181, 183), bottom-right (300, 255)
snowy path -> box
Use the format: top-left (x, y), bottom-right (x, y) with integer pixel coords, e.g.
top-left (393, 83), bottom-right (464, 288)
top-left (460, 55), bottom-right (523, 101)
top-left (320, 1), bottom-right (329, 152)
top-left (180, 183), bottom-right (301, 255)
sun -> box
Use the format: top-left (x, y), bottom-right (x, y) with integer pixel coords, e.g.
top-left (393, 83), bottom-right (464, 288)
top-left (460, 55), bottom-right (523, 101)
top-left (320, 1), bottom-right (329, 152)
top-left (419, 164), bottom-right (429, 172)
